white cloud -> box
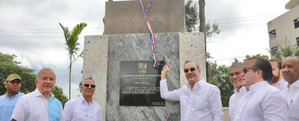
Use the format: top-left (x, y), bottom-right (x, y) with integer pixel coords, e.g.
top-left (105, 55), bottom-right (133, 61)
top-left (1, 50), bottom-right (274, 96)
top-left (205, 0), bottom-right (289, 66)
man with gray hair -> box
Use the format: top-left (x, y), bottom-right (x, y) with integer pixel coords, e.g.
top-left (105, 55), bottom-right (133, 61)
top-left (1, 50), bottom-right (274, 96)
top-left (228, 62), bottom-right (246, 121)
top-left (11, 68), bottom-right (63, 121)
top-left (160, 60), bottom-right (223, 121)
top-left (63, 78), bottom-right (103, 121)
top-left (282, 56), bottom-right (299, 121)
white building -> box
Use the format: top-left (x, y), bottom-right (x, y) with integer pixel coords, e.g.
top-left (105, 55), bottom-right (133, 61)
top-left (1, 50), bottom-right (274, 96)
top-left (267, 0), bottom-right (299, 52)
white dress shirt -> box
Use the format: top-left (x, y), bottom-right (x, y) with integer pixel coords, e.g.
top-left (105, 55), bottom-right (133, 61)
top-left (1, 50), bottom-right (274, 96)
top-left (11, 89), bottom-right (63, 121)
top-left (160, 79), bottom-right (223, 121)
top-left (233, 81), bottom-right (288, 121)
top-left (283, 80), bottom-right (299, 121)
top-left (275, 79), bottom-right (288, 91)
top-left (63, 96), bottom-right (103, 121)
top-left (229, 86), bottom-right (246, 121)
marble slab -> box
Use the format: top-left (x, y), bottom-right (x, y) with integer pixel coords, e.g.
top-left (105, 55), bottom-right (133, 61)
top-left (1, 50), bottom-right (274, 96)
top-left (106, 33), bottom-right (181, 121)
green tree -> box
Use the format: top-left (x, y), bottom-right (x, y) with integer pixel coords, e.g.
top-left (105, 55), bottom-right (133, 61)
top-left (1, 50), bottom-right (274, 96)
top-left (209, 61), bottom-right (233, 107)
top-left (52, 86), bottom-right (68, 106)
top-left (0, 52), bottom-right (68, 103)
top-left (185, 0), bottom-right (220, 36)
top-left (0, 52), bottom-right (36, 94)
top-left (205, 23), bottom-right (220, 37)
top-left (243, 54), bottom-right (269, 62)
top-left (271, 45), bottom-right (299, 60)
top-left (232, 54), bottom-right (270, 64)
top-left (59, 22), bottom-right (87, 99)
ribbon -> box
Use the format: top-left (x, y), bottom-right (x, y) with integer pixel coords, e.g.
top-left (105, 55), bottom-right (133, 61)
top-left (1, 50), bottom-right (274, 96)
top-left (138, 0), bottom-right (159, 68)
top-left (165, 100), bottom-right (169, 121)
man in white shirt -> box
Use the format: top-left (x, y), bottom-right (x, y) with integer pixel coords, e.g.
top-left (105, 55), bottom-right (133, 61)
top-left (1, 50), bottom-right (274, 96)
top-left (269, 58), bottom-right (288, 91)
top-left (282, 56), bottom-right (299, 121)
top-left (63, 78), bottom-right (103, 121)
top-left (228, 63), bottom-right (246, 121)
top-left (233, 57), bottom-right (288, 121)
top-left (11, 68), bottom-right (63, 121)
top-left (160, 60), bottom-right (223, 121)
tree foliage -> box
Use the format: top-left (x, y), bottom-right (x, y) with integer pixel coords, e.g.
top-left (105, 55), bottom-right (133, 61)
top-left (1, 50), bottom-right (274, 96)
top-left (0, 52), bottom-right (68, 104)
top-left (271, 45), bottom-right (299, 60)
top-left (243, 54), bottom-right (269, 62)
top-left (208, 61), bottom-right (233, 107)
top-left (185, 0), bottom-right (220, 36)
top-left (205, 23), bottom-right (220, 37)
top-left (52, 86), bottom-right (68, 106)
top-left (59, 22), bottom-right (87, 99)
top-left (0, 52), bottom-right (36, 94)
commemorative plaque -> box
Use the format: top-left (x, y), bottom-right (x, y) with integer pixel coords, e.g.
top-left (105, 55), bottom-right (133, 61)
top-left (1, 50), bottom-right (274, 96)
top-left (119, 61), bottom-right (165, 106)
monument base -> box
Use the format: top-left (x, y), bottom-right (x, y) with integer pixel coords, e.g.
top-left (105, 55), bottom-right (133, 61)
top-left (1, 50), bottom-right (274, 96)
top-left (83, 32), bottom-right (206, 121)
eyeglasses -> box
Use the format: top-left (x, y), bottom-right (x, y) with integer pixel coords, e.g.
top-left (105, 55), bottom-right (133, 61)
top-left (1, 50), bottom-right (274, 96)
top-left (84, 84), bottom-right (96, 88)
top-left (243, 67), bottom-right (259, 73)
top-left (184, 67), bottom-right (197, 73)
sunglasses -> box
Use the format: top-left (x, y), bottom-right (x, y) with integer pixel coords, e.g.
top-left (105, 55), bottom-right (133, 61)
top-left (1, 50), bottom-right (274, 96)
top-left (84, 84), bottom-right (96, 88)
top-left (243, 67), bottom-right (259, 73)
top-left (184, 67), bottom-right (197, 73)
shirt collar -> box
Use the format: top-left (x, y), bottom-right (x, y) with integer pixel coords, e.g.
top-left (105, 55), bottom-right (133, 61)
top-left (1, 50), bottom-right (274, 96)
top-left (80, 95), bottom-right (94, 104)
top-left (290, 80), bottom-right (299, 88)
top-left (234, 86), bottom-right (245, 94)
top-left (32, 88), bottom-right (54, 98)
top-left (248, 81), bottom-right (267, 93)
top-left (187, 79), bottom-right (203, 90)
top-left (5, 92), bottom-right (23, 98)
top-left (278, 79), bottom-right (283, 85)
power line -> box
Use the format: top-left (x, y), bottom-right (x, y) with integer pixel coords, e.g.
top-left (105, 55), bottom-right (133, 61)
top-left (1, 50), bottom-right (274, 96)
top-left (0, 13), bottom-right (277, 34)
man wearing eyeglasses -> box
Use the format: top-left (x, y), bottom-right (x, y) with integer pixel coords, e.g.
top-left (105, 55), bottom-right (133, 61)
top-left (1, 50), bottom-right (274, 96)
top-left (63, 78), bottom-right (103, 121)
top-left (0, 74), bottom-right (24, 121)
top-left (228, 63), bottom-right (246, 121)
top-left (232, 57), bottom-right (288, 121)
top-left (282, 56), bottom-right (299, 121)
top-left (11, 68), bottom-right (63, 121)
top-left (160, 60), bottom-right (223, 121)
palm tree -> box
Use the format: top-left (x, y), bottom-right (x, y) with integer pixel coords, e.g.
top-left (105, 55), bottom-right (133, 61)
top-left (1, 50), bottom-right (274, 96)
top-left (59, 22), bottom-right (87, 99)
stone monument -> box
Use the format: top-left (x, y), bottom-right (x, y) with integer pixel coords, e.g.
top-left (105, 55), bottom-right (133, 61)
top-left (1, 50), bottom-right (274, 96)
top-left (83, 0), bottom-right (206, 121)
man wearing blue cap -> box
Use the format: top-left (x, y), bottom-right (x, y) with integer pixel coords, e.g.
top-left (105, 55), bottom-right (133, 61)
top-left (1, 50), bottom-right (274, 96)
top-left (0, 74), bottom-right (24, 121)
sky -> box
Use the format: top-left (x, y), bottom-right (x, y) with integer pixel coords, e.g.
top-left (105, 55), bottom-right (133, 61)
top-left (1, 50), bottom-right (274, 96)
top-left (0, 0), bottom-right (289, 97)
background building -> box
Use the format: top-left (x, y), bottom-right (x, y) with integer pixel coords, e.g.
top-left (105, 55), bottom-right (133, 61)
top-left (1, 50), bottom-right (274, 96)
top-left (267, 0), bottom-right (299, 53)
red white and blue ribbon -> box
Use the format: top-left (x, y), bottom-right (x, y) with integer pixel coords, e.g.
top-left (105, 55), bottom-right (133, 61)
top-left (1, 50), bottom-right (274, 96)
top-left (165, 100), bottom-right (169, 121)
top-left (138, 0), bottom-right (158, 68)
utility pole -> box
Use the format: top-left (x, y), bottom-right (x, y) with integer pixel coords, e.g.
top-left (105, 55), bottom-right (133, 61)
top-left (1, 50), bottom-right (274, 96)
top-left (199, 0), bottom-right (209, 81)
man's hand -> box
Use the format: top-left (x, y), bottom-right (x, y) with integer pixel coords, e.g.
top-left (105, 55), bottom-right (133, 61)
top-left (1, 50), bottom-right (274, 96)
top-left (161, 64), bottom-right (170, 80)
